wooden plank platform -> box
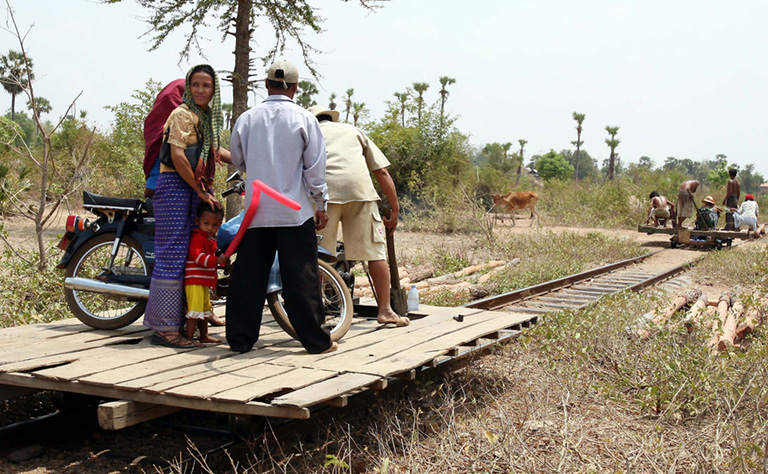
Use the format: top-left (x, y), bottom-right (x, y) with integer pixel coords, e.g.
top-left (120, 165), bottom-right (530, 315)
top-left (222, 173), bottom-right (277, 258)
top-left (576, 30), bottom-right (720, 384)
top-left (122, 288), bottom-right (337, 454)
top-left (0, 303), bottom-right (535, 425)
top-left (637, 225), bottom-right (753, 239)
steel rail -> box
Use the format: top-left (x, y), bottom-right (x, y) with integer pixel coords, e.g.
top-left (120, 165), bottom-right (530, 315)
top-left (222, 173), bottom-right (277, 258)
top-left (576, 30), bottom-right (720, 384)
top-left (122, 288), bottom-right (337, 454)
top-left (464, 250), bottom-right (662, 311)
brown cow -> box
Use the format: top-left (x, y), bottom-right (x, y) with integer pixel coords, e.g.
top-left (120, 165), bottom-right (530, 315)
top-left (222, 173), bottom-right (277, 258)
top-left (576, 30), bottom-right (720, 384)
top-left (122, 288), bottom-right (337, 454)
top-left (492, 191), bottom-right (540, 226)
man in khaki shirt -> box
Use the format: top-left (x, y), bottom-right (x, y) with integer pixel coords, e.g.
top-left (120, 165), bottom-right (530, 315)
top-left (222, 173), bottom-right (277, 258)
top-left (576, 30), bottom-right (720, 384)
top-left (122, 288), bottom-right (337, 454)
top-left (309, 105), bottom-right (409, 327)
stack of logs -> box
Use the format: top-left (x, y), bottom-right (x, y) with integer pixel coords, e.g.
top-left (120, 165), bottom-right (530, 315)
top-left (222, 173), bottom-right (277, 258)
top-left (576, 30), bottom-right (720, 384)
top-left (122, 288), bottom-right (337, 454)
top-left (631, 289), bottom-right (765, 354)
top-left (354, 260), bottom-right (515, 300)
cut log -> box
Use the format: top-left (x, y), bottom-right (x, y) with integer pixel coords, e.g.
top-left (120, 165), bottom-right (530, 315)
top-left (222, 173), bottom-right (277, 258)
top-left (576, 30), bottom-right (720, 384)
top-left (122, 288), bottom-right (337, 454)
top-left (717, 298), bottom-right (742, 352)
top-left (409, 264), bottom-right (436, 283)
top-left (735, 308), bottom-right (758, 340)
top-left (682, 293), bottom-right (710, 332)
top-left (706, 292), bottom-right (731, 348)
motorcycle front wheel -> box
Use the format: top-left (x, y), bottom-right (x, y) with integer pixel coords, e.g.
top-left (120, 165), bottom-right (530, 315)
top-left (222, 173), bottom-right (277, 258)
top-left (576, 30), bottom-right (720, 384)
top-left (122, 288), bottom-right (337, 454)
top-left (64, 233), bottom-right (148, 329)
top-left (267, 259), bottom-right (353, 342)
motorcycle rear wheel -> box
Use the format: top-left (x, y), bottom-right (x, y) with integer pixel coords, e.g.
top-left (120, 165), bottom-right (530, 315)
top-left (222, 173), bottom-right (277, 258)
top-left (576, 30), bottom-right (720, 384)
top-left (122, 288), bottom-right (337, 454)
top-left (64, 233), bottom-right (148, 329)
top-left (267, 259), bottom-right (353, 342)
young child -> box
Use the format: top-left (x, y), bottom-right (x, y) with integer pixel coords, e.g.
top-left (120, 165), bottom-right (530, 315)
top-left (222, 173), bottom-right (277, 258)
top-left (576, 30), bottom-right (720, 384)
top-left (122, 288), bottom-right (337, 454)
top-left (185, 203), bottom-right (229, 343)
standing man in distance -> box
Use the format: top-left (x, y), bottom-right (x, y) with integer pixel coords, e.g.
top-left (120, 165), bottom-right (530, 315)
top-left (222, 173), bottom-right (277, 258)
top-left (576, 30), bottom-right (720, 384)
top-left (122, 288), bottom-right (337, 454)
top-left (309, 105), bottom-right (409, 327)
top-left (676, 179), bottom-right (700, 228)
top-left (226, 60), bottom-right (335, 355)
top-left (723, 168), bottom-right (740, 209)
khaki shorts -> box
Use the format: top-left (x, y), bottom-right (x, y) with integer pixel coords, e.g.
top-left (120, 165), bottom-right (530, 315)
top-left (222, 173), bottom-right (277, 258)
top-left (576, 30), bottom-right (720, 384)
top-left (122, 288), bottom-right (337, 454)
top-left (677, 190), bottom-right (694, 218)
top-left (318, 201), bottom-right (387, 261)
top-left (651, 207), bottom-right (670, 218)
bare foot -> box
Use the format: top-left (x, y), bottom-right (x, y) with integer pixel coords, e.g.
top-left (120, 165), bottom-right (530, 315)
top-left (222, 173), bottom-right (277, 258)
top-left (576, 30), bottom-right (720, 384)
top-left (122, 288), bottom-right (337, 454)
top-left (378, 310), bottom-right (410, 327)
top-left (199, 335), bottom-right (221, 344)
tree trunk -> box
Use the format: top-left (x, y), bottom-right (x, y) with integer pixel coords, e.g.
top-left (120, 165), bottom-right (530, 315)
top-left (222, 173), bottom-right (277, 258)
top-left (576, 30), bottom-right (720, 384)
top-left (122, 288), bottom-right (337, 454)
top-left (608, 152), bottom-right (615, 181)
top-left (225, 0), bottom-right (253, 220)
top-left (10, 93), bottom-right (16, 120)
top-left (574, 132), bottom-right (581, 182)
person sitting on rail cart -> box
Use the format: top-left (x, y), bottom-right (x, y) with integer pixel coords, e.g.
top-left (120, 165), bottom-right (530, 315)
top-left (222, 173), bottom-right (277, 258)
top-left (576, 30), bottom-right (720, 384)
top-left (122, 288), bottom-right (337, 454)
top-left (694, 196), bottom-right (720, 231)
top-left (644, 191), bottom-right (674, 227)
top-left (731, 194), bottom-right (759, 232)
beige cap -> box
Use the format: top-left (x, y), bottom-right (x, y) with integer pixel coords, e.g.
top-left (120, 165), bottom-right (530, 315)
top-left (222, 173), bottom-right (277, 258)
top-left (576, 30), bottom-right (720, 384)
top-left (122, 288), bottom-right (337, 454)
top-left (702, 195), bottom-right (715, 205)
top-left (267, 60), bottom-right (299, 88)
top-left (308, 105), bottom-right (340, 123)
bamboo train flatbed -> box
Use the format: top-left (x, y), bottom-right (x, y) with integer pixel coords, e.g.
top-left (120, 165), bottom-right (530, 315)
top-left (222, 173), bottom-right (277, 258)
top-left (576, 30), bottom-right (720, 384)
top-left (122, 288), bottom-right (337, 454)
top-left (637, 225), bottom-right (758, 248)
top-left (0, 303), bottom-right (536, 430)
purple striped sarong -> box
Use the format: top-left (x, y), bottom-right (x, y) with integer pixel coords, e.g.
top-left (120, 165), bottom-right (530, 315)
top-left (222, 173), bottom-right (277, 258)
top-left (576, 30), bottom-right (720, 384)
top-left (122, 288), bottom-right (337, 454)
top-left (143, 172), bottom-right (200, 332)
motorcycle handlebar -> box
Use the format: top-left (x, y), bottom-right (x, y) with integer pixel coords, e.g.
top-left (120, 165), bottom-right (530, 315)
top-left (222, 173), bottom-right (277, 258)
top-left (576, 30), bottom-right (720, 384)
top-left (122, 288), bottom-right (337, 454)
top-left (221, 181), bottom-right (245, 198)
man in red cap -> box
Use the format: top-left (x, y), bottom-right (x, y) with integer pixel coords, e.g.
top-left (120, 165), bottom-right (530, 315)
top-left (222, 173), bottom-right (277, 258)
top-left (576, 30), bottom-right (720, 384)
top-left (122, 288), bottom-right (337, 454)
top-left (731, 194), bottom-right (759, 232)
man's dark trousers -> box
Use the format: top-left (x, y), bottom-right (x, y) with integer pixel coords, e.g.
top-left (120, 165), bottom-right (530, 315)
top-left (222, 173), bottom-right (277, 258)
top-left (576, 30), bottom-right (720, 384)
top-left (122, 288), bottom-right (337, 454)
top-left (226, 218), bottom-right (332, 354)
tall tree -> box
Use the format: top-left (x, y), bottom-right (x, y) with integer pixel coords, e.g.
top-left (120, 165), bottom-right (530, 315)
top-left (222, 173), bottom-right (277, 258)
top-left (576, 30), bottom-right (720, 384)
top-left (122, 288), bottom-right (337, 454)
top-left (108, 0), bottom-right (385, 218)
top-left (605, 125), bottom-right (620, 180)
top-left (572, 112), bottom-right (585, 182)
top-left (296, 80), bottom-right (318, 108)
top-left (27, 96), bottom-right (51, 117)
top-left (352, 101), bottom-right (367, 126)
top-left (438, 76), bottom-right (455, 123)
top-left (221, 102), bottom-right (233, 129)
top-left (343, 88), bottom-right (355, 123)
top-left (393, 91), bottom-right (408, 127)
top-left (412, 82), bottom-right (429, 123)
top-left (0, 50), bottom-right (34, 120)
top-left (328, 92), bottom-right (337, 110)
top-left (516, 139), bottom-right (527, 184)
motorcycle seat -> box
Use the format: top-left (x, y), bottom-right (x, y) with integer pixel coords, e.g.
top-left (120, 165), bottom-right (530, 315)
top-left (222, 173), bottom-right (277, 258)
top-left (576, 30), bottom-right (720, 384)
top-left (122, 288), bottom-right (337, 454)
top-left (83, 191), bottom-right (144, 212)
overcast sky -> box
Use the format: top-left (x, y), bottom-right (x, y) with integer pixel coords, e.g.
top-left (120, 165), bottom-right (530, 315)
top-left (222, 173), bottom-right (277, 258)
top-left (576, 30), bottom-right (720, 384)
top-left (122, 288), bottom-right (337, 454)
top-left (3, 0), bottom-right (767, 177)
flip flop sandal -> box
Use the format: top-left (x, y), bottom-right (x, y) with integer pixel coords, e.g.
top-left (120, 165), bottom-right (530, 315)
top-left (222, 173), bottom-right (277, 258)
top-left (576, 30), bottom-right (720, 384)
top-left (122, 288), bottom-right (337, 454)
top-left (151, 332), bottom-right (200, 349)
top-left (206, 316), bottom-right (225, 327)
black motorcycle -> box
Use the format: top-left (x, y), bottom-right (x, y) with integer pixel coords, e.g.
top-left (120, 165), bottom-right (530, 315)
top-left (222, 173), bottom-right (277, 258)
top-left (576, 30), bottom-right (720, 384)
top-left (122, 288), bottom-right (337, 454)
top-left (58, 174), bottom-right (354, 340)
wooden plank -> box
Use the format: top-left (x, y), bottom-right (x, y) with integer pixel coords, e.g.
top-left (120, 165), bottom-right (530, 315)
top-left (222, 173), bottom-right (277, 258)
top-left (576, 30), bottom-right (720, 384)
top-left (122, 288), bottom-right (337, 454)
top-left (0, 333), bottom-right (148, 367)
top-left (0, 383), bottom-right (40, 401)
top-left (271, 373), bottom-right (381, 408)
top-left (267, 306), bottom-right (487, 369)
top-left (0, 372), bottom-right (309, 419)
top-left (29, 328), bottom-right (291, 382)
top-left (354, 311), bottom-right (531, 378)
top-left (98, 400), bottom-right (181, 430)
top-left (121, 348), bottom-right (301, 393)
top-left (208, 366), bottom-right (339, 403)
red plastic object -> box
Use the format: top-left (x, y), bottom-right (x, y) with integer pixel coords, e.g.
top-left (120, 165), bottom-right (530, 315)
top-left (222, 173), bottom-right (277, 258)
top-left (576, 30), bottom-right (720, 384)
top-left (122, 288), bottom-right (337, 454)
top-left (223, 180), bottom-right (301, 257)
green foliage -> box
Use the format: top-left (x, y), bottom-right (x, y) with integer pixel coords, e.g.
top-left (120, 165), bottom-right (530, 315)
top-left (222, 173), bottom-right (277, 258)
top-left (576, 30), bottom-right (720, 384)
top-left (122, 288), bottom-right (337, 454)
top-left (368, 103), bottom-right (473, 201)
top-left (296, 80), bottom-right (318, 108)
top-left (707, 159), bottom-right (730, 189)
top-left (0, 244), bottom-right (70, 327)
top-left (533, 149), bottom-right (573, 182)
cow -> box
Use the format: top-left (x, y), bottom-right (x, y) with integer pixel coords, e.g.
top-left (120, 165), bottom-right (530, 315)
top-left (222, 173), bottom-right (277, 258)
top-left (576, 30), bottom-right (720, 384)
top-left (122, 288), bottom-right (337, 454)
top-left (491, 191), bottom-right (540, 226)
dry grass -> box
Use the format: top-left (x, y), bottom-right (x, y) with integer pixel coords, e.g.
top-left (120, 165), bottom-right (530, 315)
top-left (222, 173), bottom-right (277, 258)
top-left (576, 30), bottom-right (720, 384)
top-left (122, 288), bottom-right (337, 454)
top-left (196, 246), bottom-right (768, 473)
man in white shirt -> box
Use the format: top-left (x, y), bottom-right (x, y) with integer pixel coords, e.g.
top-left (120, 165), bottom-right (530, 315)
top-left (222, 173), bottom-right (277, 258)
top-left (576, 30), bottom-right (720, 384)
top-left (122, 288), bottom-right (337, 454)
top-left (226, 60), bottom-right (335, 354)
top-left (732, 193), bottom-right (759, 232)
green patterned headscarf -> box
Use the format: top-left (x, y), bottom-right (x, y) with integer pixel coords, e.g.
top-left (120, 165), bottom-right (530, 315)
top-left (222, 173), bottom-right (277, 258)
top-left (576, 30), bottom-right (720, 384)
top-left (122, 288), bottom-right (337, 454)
top-left (182, 64), bottom-right (223, 168)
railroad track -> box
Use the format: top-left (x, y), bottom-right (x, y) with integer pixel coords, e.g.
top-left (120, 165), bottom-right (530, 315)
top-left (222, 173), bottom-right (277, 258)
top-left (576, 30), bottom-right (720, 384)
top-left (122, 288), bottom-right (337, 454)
top-left (466, 249), bottom-right (700, 314)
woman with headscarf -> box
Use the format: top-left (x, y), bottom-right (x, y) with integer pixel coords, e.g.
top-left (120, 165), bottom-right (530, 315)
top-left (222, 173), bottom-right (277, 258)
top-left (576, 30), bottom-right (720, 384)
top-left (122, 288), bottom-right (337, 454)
top-left (144, 64), bottom-right (231, 348)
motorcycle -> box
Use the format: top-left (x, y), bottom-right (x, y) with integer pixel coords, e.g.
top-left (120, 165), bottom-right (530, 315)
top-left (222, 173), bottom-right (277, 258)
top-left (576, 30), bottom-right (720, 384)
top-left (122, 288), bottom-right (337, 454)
top-left (57, 173), bottom-right (353, 341)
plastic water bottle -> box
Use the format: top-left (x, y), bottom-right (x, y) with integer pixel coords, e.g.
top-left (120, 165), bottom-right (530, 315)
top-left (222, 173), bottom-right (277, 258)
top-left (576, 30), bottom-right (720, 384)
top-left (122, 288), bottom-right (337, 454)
top-left (407, 285), bottom-right (419, 312)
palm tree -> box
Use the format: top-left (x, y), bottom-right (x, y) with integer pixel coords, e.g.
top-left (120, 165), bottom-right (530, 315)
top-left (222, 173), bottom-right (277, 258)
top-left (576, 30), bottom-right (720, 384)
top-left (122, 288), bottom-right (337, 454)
top-left (438, 76), bottom-right (456, 123)
top-left (605, 126), bottom-right (620, 180)
top-left (328, 92), bottom-right (337, 111)
top-left (343, 88), bottom-right (354, 123)
top-left (222, 103), bottom-right (233, 129)
top-left (412, 82), bottom-right (429, 123)
top-left (502, 142), bottom-right (512, 169)
top-left (572, 112), bottom-right (585, 182)
top-left (393, 91), bottom-right (409, 126)
top-left (0, 50), bottom-right (35, 119)
top-left (352, 102), bottom-right (366, 127)
top-left (27, 96), bottom-right (51, 118)
top-left (516, 139), bottom-right (527, 184)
